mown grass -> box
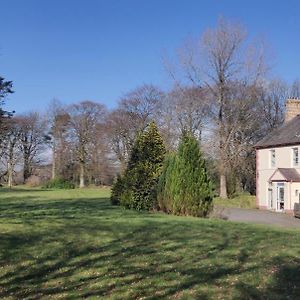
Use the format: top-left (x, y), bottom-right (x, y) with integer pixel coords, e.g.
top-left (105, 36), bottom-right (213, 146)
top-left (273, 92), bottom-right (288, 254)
top-left (0, 187), bottom-right (300, 299)
top-left (214, 193), bottom-right (257, 209)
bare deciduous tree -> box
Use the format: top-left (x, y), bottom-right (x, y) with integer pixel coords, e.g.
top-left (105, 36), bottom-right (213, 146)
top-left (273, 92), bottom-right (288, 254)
top-left (106, 109), bottom-right (134, 172)
top-left (107, 84), bottom-right (164, 172)
top-left (167, 86), bottom-right (210, 141)
top-left (167, 17), bottom-right (266, 198)
top-left (119, 84), bottom-right (163, 130)
top-left (47, 99), bottom-right (71, 180)
top-left (68, 101), bottom-right (107, 188)
top-left (0, 118), bottom-right (22, 187)
top-left (290, 79), bottom-right (300, 98)
top-left (18, 112), bottom-right (47, 183)
top-left (258, 79), bottom-right (286, 130)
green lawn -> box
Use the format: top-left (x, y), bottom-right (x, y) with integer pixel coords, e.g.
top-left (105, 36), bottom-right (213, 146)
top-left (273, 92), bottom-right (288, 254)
top-left (0, 188), bottom-right (300, 299)
top-left (214, 193), bottom-right (257, 209)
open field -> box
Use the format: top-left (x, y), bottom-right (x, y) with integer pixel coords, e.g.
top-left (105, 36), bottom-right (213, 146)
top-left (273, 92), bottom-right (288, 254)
top-left (0, 187), bottom-right (300, 299)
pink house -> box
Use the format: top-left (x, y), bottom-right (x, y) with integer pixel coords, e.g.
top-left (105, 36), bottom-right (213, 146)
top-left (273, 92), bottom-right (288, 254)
top-left (255, 99), bottom-right (300, 214)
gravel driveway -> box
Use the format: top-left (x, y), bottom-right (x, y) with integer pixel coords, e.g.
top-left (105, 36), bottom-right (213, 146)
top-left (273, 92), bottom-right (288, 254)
top-left (217, 207), bottom-right (300, 229)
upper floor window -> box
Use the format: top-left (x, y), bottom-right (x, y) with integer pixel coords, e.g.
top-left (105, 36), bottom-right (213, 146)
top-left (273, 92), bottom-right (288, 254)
top-left (270, 149), bottom-right (276, 167)
top-left (293, 147), bottom-right (299, 167)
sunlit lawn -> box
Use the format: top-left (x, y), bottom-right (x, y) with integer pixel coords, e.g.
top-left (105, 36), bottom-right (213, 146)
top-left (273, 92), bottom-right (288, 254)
top-left (214, 193), bottom-right (257, 209)
top-left (0, 187), bottom-right (299, 299)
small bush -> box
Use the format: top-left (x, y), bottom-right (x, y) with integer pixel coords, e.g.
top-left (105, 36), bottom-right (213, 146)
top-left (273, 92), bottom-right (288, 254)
top-left (43, 178), bottom-right (75, 189)
top-left (110, 174), bottom-right (124, 205)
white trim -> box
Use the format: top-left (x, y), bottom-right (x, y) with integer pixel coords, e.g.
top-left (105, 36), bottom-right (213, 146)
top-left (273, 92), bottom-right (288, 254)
top-left (270, 149), bottom-right (276, 168)
top-left (276, 182), bottom-right (285, 212)
top-left (292, 147), bottom-right (299, 167)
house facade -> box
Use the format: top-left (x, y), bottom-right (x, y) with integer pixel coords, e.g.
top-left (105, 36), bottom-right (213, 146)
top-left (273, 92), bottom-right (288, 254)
top-left (255, 99), bottom-right (300, 213)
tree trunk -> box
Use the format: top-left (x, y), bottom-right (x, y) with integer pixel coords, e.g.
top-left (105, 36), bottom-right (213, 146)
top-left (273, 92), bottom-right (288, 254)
top-left (120, 158), bottom-right (127, 174)
top-left (218, 87), bottom-right (228, 199)
top-left (8, 141), bottom-right (14, 188)
top-left (79, 161), bottom-right (85, 188)
top-left (219, 148), bottom-right (228, 199)
top-left (8, 162), bottom-right (13, 188)
top-left (219, 173), bottom-right (227, 199)
top-left (23, 154), bottom-right (31, 184)
top-left (52, 143), bottom-right (56, 180)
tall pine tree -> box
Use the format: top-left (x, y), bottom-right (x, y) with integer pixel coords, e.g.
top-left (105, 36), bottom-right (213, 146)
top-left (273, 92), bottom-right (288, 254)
top-left (158, 133), bottom-right (213, 217)
top-left (111, 122), bottom-right (166, 210)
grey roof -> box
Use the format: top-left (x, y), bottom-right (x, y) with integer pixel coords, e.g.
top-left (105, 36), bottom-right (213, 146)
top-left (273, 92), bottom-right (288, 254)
top-left (270, 168), bottom-right (300, 182)
top-left (255, 115), bottom-right (300, 149)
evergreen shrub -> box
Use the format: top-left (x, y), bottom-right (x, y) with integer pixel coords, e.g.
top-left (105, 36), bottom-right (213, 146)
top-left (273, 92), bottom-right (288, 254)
top-left (110, 121), bottom-right (166, 210)
top-left (157, 133), bottom-right (213, 217)
top-left (43, 178), bottom-right (75, 189)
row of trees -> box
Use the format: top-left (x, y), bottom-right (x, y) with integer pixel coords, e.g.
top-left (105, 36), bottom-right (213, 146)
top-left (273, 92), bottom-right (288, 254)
top-left (48, 100), bottom-right (111, 187)
top-left (0, 78), bottom-right (290, 192)
top-left (1, 113), bottom-right (47, 187)
top-left (1, 18), bottom-right (300, 197)
top-left (0, 101), bottom-right (114, 187)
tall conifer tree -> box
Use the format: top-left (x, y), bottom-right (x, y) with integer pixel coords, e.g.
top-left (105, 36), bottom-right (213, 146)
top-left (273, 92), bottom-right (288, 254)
top-left (111, 122), bottom-right (166, 210)
top-left (158, 133), bottom-right (213, 217)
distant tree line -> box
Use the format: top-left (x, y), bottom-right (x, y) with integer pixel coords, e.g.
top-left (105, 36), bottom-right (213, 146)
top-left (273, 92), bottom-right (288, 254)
top-left (1, 18), bottom-right (300, 198)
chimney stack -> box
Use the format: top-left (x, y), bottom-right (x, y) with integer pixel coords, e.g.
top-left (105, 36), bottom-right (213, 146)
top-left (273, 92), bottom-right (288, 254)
top-left (285, 98), bottom-right (300, 122)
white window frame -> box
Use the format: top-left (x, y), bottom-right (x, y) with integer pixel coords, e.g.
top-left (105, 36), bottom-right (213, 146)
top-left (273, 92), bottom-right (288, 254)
top-left (270, 149), bottom-right (276, 168)
top-left (292, 147), bottom-right (299, 167)
top-left (268, 182), bottom-right (273, 209)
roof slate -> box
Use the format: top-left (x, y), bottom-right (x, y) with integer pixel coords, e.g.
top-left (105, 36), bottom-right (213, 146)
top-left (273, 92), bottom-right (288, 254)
top-left (270, 168), bottom-right (300, 182)
top-left (255, 115), bottom-right (300, 149)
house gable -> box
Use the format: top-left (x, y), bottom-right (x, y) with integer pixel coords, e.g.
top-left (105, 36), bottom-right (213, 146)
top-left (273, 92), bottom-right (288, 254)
top-left (269, 168), bottom-right (300, 182)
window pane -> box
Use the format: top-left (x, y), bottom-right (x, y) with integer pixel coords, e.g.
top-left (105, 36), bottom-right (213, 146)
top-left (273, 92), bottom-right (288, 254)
top-left (293, 148), bottom-right (299, 166)
top-left (270, 150), bottom-right (275, 167)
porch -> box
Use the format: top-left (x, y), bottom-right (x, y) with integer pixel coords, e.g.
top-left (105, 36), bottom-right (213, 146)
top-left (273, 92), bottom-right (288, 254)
top-left (267, 168), bottom-right (300, 214)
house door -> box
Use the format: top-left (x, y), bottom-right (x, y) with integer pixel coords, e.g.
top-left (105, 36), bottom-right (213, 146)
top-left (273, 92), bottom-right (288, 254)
top-left (277, 183), bottom-right (284, 212)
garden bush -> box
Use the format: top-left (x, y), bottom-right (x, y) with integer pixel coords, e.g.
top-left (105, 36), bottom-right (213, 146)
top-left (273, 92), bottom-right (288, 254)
top-left (110, 174), bottom-right (124, 205)
top-left (43, 178), bottom-right (75, 189)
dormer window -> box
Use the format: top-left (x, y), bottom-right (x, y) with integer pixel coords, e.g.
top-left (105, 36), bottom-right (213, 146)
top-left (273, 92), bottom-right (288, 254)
top-left (270, 149), bottom-right (276, 167)
top-left (293, 147), bottom-right (299, 167)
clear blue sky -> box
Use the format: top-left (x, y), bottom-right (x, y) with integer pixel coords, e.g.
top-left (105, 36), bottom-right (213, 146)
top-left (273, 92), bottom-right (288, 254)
top-left (1, 0), bottom-right (300, 114)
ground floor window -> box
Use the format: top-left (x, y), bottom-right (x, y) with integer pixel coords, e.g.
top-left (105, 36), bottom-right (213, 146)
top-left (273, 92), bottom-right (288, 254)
top-left (268, 182), bottom-right (273, 209)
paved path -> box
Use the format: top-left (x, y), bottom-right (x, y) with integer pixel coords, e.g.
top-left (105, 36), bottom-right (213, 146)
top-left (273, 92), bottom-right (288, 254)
top-left (217, 207), bottom-right (300, 229)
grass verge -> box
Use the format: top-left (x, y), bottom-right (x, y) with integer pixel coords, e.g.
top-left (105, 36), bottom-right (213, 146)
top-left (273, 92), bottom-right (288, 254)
top-left (214, 193), bottom-right (256, 209)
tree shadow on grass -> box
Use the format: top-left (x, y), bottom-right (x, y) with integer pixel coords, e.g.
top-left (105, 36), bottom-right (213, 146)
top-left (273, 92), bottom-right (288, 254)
top-left (1, 193), bottom-right (300, 299)
top-left (0, 196), bottom-right (115, 218)
top-left (234, 255), bottom-right (300, 300)
top-left (0, 196), bottom-right (161, 226)
top-left (0, 222), bottom-right (251, 299)
top-left (0, 219), bottom-right (269, 299)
